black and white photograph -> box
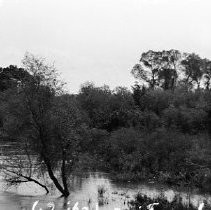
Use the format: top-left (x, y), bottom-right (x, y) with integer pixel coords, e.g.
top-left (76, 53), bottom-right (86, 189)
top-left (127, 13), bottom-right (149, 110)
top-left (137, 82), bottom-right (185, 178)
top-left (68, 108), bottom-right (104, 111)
top-left (0, 0), bottom-right (211, 209)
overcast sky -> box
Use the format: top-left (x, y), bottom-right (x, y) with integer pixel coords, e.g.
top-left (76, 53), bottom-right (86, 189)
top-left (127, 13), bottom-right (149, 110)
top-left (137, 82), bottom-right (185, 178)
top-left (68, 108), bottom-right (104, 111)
top-left (0, 0), bottom-right (211, 93)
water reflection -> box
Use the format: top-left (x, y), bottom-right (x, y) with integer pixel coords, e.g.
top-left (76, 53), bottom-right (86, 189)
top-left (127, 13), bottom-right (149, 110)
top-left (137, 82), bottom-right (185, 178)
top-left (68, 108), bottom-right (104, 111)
top-left (0, 141), bottom-right (210, 209)
top-left (0, 172), bottom-right (211, 210)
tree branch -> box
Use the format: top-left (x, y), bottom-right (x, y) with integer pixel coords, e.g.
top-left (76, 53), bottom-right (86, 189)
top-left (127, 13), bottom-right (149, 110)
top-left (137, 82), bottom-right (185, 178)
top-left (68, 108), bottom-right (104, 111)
top-left (2, 168), bottom-right (49, 194)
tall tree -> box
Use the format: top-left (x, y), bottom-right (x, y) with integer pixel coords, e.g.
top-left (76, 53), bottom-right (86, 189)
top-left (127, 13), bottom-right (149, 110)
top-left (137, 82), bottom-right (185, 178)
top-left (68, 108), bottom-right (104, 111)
top-left (131, 50), bottom-right (161, 89)
top-left (131, 50), bottom-right (182, 90)
top-left (1, 53), bottom-right (86, 197)
top-left (158, 50), bottom-right (181, 90)
top-left (181, 53), bottom-right (204, 88)
top-left (203, 58), bottom-right (211, 90)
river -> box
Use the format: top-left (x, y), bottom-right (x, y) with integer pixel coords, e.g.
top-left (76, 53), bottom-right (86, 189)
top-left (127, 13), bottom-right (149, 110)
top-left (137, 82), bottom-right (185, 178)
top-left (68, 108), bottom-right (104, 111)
top-left (0, 141), bottom-right (211, 210)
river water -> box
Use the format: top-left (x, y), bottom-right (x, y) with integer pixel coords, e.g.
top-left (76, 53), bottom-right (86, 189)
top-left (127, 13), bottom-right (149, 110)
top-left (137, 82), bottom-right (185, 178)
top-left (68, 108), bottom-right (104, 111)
top-left (0, 141), bottom-right (211, 210)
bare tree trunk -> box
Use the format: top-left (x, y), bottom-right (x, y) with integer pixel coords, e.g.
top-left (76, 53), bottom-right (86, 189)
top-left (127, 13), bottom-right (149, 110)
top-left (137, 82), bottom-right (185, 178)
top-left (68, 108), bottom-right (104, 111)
top-left (40, 149), bottom-right (69, 197)
top-left (32, 113), bottom-right (70, 197)
top-left (61, 149), bottom-right (69, 196)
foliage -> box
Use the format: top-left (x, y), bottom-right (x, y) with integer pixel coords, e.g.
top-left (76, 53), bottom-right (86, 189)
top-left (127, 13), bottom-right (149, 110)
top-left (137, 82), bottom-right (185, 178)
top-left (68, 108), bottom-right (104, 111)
top-left (131, 49), bottom-right (211, 90)
top-left (0, 53), bottom-right (88, 197)
top-left (1, 50), bottom-right (211, 195)
top-left (131, 50), bottom-right (182, 90)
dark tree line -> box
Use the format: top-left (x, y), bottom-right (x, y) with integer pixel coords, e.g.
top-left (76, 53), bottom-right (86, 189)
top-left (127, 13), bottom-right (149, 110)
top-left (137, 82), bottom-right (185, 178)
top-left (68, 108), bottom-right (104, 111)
top-left (0, 50), bottom-right (211, 196)
top-left (131, 50), bottom-right (211, 90)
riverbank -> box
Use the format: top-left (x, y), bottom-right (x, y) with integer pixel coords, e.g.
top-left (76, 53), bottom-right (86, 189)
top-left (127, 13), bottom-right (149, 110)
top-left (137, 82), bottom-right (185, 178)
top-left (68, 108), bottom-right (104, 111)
top-left (74, 151), bottom-right (211, 194)
top-left (109, 171), bottom-right (211, 194)
top-left (0, 172), bottom-right (211, 210)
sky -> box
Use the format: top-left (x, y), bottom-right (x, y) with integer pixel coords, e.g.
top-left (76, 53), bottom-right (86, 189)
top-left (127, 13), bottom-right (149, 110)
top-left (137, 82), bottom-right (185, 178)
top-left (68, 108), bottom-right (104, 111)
top-left (0, 0), bottom-right (211, 93)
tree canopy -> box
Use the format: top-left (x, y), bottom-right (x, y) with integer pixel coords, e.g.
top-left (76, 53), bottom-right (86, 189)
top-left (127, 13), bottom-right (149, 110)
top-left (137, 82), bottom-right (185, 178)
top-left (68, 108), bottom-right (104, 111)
top-left (131, 49), bottom-right (211, 90)
top-left (0, 50), bottom-right (211, 195)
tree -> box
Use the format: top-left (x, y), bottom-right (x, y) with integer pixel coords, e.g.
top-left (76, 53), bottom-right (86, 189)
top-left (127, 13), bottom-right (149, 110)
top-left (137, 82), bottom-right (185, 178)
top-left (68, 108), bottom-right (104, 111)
top-left (131, 50), bottom-right (161, 89)
top-left (158, 50), bottom-right (181, 90)
top-left (203, 58), bottom-right (211, 90)
top-left (1, 53), bottom-right (86, 197)
top-left (77, 82), bottom-right (113, 129)
top-left (131, 50), bottom-right (182, 90)
top-left (132, 83), bottom-right (146, 106)
top-left (0, 65), bottom-right (31, 91)
top-left (181, 53), bottom-right (204, 88)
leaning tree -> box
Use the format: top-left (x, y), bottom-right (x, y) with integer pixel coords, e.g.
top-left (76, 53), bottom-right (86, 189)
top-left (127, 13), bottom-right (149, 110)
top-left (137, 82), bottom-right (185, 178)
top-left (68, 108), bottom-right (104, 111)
top-left (1, 53), bottom-right (87, 197)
